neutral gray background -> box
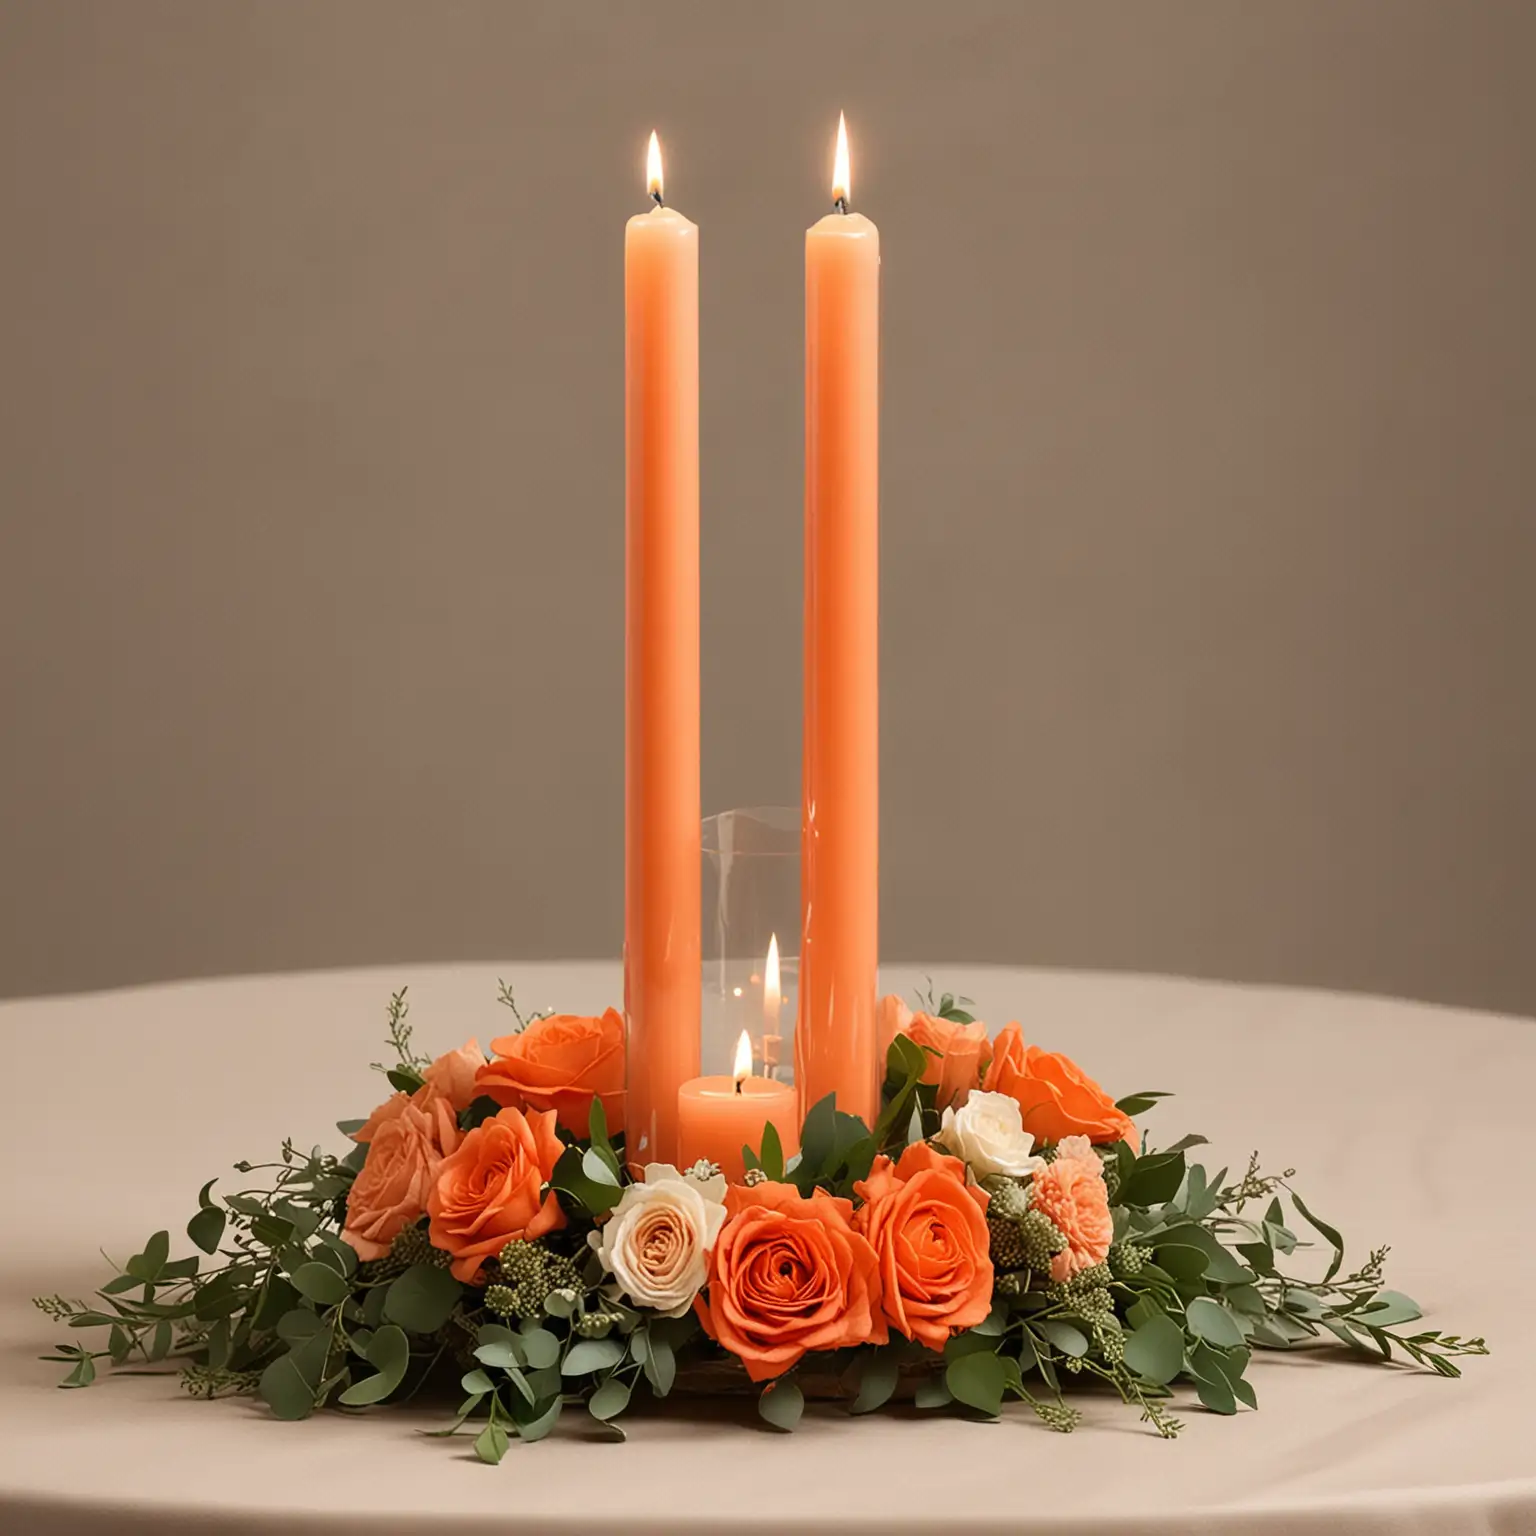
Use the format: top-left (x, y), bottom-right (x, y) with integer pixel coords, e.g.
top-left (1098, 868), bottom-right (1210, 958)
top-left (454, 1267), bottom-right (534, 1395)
top-left (1, 1), bottom-right (1532, 1011)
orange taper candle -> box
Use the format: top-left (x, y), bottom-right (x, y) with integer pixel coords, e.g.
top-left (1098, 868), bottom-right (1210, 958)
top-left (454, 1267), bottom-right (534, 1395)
top-left (625, 132), bottom-right (700, 1166)
top-left (798, 114), bottom-right (880, 1126)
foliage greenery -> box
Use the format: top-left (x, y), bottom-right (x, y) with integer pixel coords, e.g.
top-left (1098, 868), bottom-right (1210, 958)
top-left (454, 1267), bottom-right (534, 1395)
top-left (36, 985), bottom-right (1486, 1460)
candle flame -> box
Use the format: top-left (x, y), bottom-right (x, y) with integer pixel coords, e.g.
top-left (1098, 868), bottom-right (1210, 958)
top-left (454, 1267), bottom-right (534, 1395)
top-left (764, 933), bottom-right (781, 1020)
top-left (832, 112), bottom-right (851, 206)
top-left (646, 131), bottom-right (664, 202)
top-left (733, 1029), bottom-right (754, 1084)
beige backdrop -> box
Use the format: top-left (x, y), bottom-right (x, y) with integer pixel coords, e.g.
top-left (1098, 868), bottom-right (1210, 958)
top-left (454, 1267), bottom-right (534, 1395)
top-left (1, 1), bottom-right (1533, 1012)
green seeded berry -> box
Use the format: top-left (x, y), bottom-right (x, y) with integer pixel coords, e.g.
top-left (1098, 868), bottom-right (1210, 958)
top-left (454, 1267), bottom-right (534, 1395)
top-left (1033, 1399), bottom-right (1081, 1433)
top-left (1094, 1323), bottom-right (1126, 1365)
top-left (1019, 1210), bottom-right (1066, 1273)
top-left (483, 1284), bottom-right (517, 1318)
top-left (979, 1176), bottom-right (1030, 1222)
top-left (1109, 1241), bottom-right (1149, 1279)
top-left (988, 1216), bottom-right (1028, 1269)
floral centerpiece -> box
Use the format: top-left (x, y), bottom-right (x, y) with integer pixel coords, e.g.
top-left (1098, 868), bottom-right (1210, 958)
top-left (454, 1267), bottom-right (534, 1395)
top-left (35, 985), bottom-right (1486, 1461)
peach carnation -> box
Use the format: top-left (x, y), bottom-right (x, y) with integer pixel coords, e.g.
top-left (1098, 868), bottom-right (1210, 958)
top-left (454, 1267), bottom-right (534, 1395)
top-left (1030, 1148), bottom-right (1114, 1283)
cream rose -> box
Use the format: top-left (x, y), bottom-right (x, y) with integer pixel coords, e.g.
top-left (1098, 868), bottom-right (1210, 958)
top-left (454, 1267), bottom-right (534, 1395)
top-left (589, 1164), bottom-right (727, 1317)
top-left (937, 1090), bottom-right (1046, 1178)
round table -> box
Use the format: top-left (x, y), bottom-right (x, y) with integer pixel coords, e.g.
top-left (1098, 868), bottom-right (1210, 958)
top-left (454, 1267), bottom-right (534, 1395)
top-left (2, 962), bottom-right (1533, 1535)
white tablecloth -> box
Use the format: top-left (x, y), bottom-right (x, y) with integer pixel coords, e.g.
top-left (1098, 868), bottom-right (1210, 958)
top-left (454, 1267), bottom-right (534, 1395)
top-left (2, 962), bottom-right (1532, 1534)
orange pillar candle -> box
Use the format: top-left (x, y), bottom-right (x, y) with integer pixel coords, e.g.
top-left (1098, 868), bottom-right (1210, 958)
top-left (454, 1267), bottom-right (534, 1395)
top-left (625, 132), bottom-right (701, 1166)
top-left (798, 114), bottom-right (880, 1127)
top-left (678, 1032), bottom-right (800, 1184)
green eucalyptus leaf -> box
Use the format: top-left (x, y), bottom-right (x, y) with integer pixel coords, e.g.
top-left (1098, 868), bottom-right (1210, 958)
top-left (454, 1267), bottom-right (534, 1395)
top-left (914, 1373), bottom-right (954, 1409)
top-left (1123, 1152), bottom-right (1186, 1207)
top-left (1124, 1313), bottom-right (1185, 1385)
top-left (516, 1398), bottom-right (563, 1443)
top-left (276, 1308), bottom-right (325, 1345)
top-left (945, 1349), bottom-right (1007, 1415)
top-left (186, 1205), bottom-right (226, 1256)
top-left (1191, 1368), bottom-right (1237, 1415)
top-left (1352, 1291), bottom-right (1423, 1329)
top-left (519, 1327), bottom-right (561, 1370)
top-left (474, 1341), bottom-right (524, 1370)
top-left (148, 1319), bottom-right (172, 1361)
top-left (1288, 1190), bottom-right (1345, 1283)
top-left (1114, 1091), bottom-right (1172, 1118)
top-left (970, 1302), bottom-right (1008, 1339)
top-left (1236, 1241), bottom-right (1277, 1277)
top-left (258, 1334), bottom-right (328, 1421)
top-left (562, 1337), bottom-right (624, 1376)
top-left (1036, 1320), bottom-right (1089, 1358)
top-left (589, 1376), bottom-right (632, 1421)
top-left (643, 1332), bottom-right (676, 1397)
top-left (338, 1325), bottom-right (408, 1406)
top-left (361, 1285), bottom-right (389, 1328)
top-left (383, 1264), bottom-right (460, 1334)
top-left (758, 1376), bottom-right (804, 1431)
top-left (849, 1349), bottom-right (901, 1414)
top-left (1187, 1297), bottom-right (1245, 1348)
top-left (1225, 1283), bottom-right (1267, 1317)
top-left (61, 1354), bottom-right (97, 1388)
top-left (542, 1287), bottom-right (576, 1319)
top-left (1282, 1289), bottom-right (1327, 1320)
top-left (460, 1368), bottom-right (493, 1396)
top-left (250, 1213), bottom-right (297, 1249)
top-left (474, 1420), bottom-right (510, 1464)
top-left (1154, 1243), bottom-right (1210, 1281)
top-left (290, 1262), bottom-right (350, 1307)
top-left (126, 1230), bottom-right (170, 1283)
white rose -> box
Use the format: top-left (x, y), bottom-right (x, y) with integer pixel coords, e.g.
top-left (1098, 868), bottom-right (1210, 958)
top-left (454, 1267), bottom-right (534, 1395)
top-left (937, 1091), bottom-right (1045, 1178)
top-left (588, 1163), bottom-right (727, 1317)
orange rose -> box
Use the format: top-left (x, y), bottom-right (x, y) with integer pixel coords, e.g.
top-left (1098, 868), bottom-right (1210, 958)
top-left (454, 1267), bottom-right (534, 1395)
top-left (426, 1106), bottom-right (566, 1282)
top-left (854, 1142), bottom-right (993, 1351)
top-left (696, 1182), bottom-right (884, 1381)
top-left (423, 1037), bottom-right (488, 1112)
top-left (877, 996), bottom-right (990, 1109)
top-left (342, 1087), bottom-right (461, 1260)
top-left (477, 1009), bottom-right (625, 1137)
top-left (983, 1023), bottom-right (1138, 1148)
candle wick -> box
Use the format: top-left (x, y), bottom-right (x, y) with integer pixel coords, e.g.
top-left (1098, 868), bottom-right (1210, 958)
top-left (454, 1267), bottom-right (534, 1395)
top-left (651, 188), bottom-right (665, 209)
top-left (735, 1078), bottom-right (743, 1096)
top-left (833, 195), bottom-right (849, 215)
